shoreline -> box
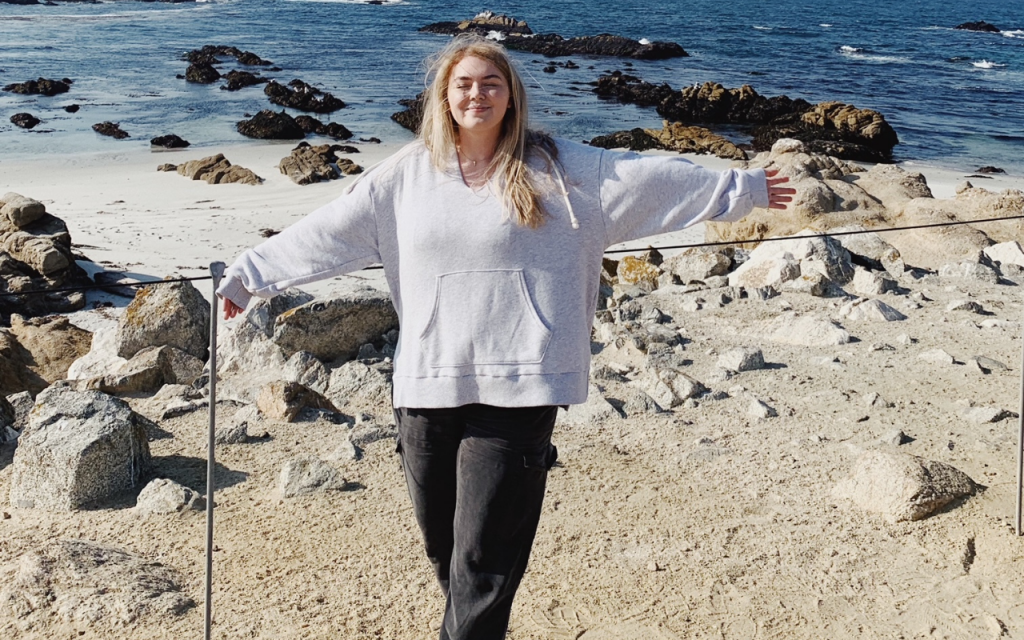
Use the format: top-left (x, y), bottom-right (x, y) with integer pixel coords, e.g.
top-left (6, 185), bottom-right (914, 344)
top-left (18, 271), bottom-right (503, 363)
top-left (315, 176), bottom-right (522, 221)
top-left (2, 139), bottom-right (1022, 307)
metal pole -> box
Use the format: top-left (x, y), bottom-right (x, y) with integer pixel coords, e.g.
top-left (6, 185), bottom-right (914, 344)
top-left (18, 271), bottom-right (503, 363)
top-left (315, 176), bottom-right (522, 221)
top-left (205, 262), bottom-right (226, 639)
top-left (1018, 301), bottom-right (1024, 535)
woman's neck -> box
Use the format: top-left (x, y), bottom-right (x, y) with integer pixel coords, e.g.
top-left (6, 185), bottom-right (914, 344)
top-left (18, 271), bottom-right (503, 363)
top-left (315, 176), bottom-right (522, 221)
top-left (456, 131), bottom-right (499, 166)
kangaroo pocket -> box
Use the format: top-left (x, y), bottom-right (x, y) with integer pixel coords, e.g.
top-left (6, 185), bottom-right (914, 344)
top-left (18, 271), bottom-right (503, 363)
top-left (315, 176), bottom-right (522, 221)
top-left (419, 269), bottom-right (552, 368)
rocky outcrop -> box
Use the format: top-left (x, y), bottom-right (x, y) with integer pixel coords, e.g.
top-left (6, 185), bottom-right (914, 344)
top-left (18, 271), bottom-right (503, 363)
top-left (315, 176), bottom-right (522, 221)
top-left (753, 101), bottom-right (899, 163)
top-left (279, 142), bottom-right (363, 185)
top-left (272, 287), bottom-right (399, 362)
top-left (955, 21), bottom-right (1000, 33)
top-left (293, 115), bottom-right (353, 140)
top-left (3, 77), bottom-right (71, 96)
top-left (236, 109), bottom-right (305, 140)
top-left (3, 314), bottom-right (91, 394)
top-left (115, 278), bottom-right (210, 361)
top-left (256, 380), bottom-right (339, 422)
top-left (391, 93), bottom-right (424, 133)
top-left (591, 72), bottom-right (676, 107)
top-left (420, 10), bottom-right (533, 37)
top-left (183, 45), bottom-right (273, 67)
top-left (9, 386), bottom-right (152, 511)
top-left (10, 113), bottom-right (40, 129)
top-left (0, 540), bottom-right (194, 625)
top-left (174, 153), bottom-right (262, 185)
top-left (589, 122), bottom-right (746, 160)
top-left (220, 69), bottom-right (268, 91)
top-left (0, 193), bottom-right (89, 319)
top-left (184, 62), bottom-right (220, 84)
top-left (150, 134), bottom-right (190, 148)
top-left (265, 79), bottom-right (345, 113)
top-left (92, 122), bottom-right (129, 139)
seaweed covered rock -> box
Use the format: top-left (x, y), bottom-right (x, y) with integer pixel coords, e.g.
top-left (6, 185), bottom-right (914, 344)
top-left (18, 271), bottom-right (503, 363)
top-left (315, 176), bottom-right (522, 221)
top-left (237, 109), bottom-right (305, 140)
top-left (264, 79), bottom-right (345, 113)
top-left (3, 77), bottom-right (72, 96)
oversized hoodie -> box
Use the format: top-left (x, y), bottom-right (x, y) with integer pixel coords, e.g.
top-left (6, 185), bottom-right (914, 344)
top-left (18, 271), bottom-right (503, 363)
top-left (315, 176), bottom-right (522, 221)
top-left (217, 139), bottom-right (769, 409)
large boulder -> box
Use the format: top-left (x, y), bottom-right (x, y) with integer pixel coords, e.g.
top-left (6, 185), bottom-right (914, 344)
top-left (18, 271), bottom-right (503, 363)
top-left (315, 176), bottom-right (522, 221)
top-left (326, 360), bottom-right (393, 409)
top-left (87, 345), bottom-right (204, 395)
top-left (236, 110), bottom-right (305, 140)
top-left (271, 287), bottom-right (398, 362)
top-left (175, 154), bottom-right (262, 185)
top-left (115, 278), bottom-right (210, 361)
top-left (832, 451), bottom-right (977, 522)
top-left (648, 121), bottom-right (747, 160)
top-left (0, 540), bottom-right (194, 625)
top-left (3, 77), bottom-right (71, 96)
top-left (7, 314), bottom-right (92, 389)
top-left (1, 192), bottom-right (46, 227)
top-left (9, 386), bottom-right (152, 511)
top-left (264, 79), bottom-right (345, 113)
top-left (217, 289), bottom-right (314, 376)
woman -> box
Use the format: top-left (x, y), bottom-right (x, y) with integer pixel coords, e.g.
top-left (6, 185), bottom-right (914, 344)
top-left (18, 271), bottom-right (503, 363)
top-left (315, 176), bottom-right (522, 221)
top-left (218, 35), bottom-right (793, 640)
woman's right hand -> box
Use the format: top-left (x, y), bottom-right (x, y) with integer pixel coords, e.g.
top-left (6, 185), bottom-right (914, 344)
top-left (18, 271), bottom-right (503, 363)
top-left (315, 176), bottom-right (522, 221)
top-left (222, 296), bottom-right (244, 320)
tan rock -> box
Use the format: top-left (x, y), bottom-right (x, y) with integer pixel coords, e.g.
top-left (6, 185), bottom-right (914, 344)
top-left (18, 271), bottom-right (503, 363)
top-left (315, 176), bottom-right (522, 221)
top-left (1, 192), bottom-right (46, 228)
top-left (647, 121), bottom-right (747, 160)
top-left (617, 255), bottom-right (661, 291)
top-left (176, 153), bottom-right (262, 185)
top-left (8, 314), bottom-right (92, 388)
top-left (256, 380), bottom-right (339, 422)
top-left (115, 279), bottom-right (210, 361)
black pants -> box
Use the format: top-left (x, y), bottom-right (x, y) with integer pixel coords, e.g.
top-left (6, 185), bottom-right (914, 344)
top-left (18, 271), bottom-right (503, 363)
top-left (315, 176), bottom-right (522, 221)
top-left (394, 404), bottom-right (558, 640)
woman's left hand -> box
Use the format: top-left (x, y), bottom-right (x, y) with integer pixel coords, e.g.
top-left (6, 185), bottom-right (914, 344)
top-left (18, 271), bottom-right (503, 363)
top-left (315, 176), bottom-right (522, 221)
top-left (765, 168), bottom-right (795, 210)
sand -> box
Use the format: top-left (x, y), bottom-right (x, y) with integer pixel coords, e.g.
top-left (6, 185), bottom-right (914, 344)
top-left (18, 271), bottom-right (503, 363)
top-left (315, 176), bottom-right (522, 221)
top-left (2, 143), bottom-right (1024, 639)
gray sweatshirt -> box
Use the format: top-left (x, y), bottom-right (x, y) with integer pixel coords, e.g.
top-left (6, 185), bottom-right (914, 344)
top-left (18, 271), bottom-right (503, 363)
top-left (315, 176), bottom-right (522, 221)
top-left (217, 139), bottom-right (768, 408)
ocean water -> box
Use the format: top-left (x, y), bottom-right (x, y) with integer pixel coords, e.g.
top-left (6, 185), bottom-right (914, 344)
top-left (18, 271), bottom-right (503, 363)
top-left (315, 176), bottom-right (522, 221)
top-left (1, 0), bottom-right (1022, 173)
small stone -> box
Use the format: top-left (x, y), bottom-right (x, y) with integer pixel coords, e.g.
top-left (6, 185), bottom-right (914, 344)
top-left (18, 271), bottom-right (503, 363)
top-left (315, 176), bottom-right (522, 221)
top-left (646, 561), bottom-right (660, 572)
top-left (919, 349), bottom-right (955, 365)
top-left (881, 429), bottom-right (910, 446)
top-left (748, 398), bottom-right (777, 419)
top-left (279, 456), bottom-right (350, 497)
top-left (961, 406), bottom-right (1013, 424)
top-left (135, 478), bottom-right (205, 514)
top-left (716, 347), bottom-right (764, 372)
top-left (864, 392), bottom-right (892, 408)
top-left (946, 300), bottom-right (984, 314)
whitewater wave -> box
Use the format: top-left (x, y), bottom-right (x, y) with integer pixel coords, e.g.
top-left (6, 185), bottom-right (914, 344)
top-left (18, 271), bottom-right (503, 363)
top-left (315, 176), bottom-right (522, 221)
top-left (973, 60), bottom-right (1007, 69)
top-left (820, 23), bottom-right (833, 28)
top-left (838, 46), bottom-right (909, 64)
top-left (839, 45), bottom-right (863, 53)
top-left (486, 30), bottom-right (506, 42)
top-left (1003, 30), bottom-right (1024, 39)
top-left (752, 25), bottom-right (772, 31)
top-left (638, 38), bottom-right (651, 45)
top-left (284, 0), bottom-right (405, 4)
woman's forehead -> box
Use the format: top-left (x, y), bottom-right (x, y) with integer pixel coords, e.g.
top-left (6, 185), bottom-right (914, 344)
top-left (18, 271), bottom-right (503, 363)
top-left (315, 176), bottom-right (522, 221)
top-left (450, 55), bottom-right (505, 81)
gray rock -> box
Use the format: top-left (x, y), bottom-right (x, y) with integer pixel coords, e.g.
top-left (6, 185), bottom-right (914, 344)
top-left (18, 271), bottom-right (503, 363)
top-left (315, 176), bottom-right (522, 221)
top-left (87, 345), bottom-right (205, 395)
top-left (0, 540), bottom-right (194, 625)
top-left (135, 478), bottom-right (205, 514)
top-left (271, 287), bottom-right (398, 362)
top-left (279, 456), bottom-right (350, 497)
top-left (282, 350), bottom-right (331, 395)
top-left (983, 241), bottom-right (1024, 270)
top-left (768, 312), bottom-right (852, 346)
top-left (838, 298), bottom-right (907, 322)
top-left (834, 227), bottom-right (905, 279)
top-left (327, 437), bottom-right (361, 462)
top-left (939, 260), bottom-right (999, 284)
top-left (880, 429), bottom-right (910, 446)
top-left (832, 451), bottom-right (977, 522)
top-left (1, 192), bottom-right (46, 227)
top-left (0, 394), bottom-right (17, 443)
top-left (716, 347), bottom-right (765, 372)
top-left (559, 384), bottom-right (622, 426)
top-left (637, 369), bottom-right (706, 409)
top-left (620, 389), bottom-right (664, 416)
top-left (6, 390), bottom-right (33, 431)
top-left (961, 406), bottom-right (1013, 424)
top-left (969, 355), bottom-right (1008, 373)
top-left (216, 405), bottom-right (257, 444)
top-left (852, 267), bottom-right (898, 296)
top-left (729, 255), bottom-right (800, 290)
top-left (779, 272), bottom-right (834, 297)
top-left (256, 380), bottom-right (339, 423)
top-left (748, 397), bottom-right (778, 419)
top-left (919, 348), bottom-right (955, 365)
top-left (661, 247), bottom-right (732, 282)
top-left (349, 422), bottom-right (397, 447)
top-left (115, 279), bottom-right (211, 360)
top-left (9, 386), bottom-right (151, 511)
top-left (864, 392), bottom-right (892, 408)
top-left (327, 360), bottom-right (393, 408)
top-left (946, 300), bottom-right (984, 314)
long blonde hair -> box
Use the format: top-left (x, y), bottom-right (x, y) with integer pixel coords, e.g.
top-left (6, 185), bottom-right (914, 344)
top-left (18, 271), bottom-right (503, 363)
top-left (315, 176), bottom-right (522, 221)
top-left (419, 35), bottom-right (556, 228)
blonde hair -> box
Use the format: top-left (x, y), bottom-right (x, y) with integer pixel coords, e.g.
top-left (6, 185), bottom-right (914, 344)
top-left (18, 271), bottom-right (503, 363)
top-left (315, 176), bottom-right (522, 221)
top-left (419, 35), bottom-right (556, 228)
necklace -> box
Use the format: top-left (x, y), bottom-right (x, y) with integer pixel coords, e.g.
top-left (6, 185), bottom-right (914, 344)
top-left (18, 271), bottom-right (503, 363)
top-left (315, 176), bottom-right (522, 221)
top-left (457, 146), bottom-right (491, 167)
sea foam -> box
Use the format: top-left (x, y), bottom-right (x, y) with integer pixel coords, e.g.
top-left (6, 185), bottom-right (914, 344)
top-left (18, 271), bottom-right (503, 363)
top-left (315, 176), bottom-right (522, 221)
top-left (972, 60), bottom-right (1006, 69)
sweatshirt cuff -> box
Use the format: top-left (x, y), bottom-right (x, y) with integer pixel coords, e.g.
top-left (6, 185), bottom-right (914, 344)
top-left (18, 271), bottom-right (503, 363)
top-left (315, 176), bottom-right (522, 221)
top-left (748, 168), bottom-right (770, 209)
top-left (216, 276), bottom-right (253, 311)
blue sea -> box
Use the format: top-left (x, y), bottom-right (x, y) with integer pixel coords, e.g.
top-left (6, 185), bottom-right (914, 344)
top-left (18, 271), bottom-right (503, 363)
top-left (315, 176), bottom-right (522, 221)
top-left (1, 0), bottom-right (1022, 173)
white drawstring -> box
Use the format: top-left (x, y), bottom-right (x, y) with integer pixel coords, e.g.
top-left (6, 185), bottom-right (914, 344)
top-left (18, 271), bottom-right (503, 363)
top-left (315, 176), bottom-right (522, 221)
top-left (537, 147), bottom-right (580, 230)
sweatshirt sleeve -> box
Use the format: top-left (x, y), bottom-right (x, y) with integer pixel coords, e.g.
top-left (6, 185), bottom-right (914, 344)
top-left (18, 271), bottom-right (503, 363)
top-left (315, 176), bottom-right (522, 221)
top-left (598, 150), bottom-right (769, 248)
top-left (216, 177), bottom-right (381, 310)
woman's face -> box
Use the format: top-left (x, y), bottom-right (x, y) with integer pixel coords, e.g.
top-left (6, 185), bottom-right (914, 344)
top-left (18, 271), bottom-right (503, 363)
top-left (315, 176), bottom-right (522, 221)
top-left (446, 55), bottom-right (510, 142)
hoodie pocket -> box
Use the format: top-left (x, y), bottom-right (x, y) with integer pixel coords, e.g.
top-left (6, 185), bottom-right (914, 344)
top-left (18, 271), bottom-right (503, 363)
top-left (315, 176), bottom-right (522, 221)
top-left (419, 269), bottom-right (552, 368)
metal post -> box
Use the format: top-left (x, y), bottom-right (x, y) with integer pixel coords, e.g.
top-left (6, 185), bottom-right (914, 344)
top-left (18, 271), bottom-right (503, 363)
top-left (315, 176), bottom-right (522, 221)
top-left (1018, 304), bottom-right (1024, 535)
top-left (205, 262), bottom-right (226, 639)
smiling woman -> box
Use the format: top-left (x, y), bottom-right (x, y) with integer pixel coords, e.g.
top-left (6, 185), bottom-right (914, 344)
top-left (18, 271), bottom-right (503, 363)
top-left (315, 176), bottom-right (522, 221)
top-left (216, 34), bottom-right (790, 640)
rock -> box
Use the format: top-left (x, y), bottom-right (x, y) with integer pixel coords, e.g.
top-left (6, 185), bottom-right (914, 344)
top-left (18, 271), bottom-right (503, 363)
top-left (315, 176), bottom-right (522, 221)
top-left (150, 134), bottom-right (190, 148)
top-left (279, 142), bottom-right (361, 185)
top-left (264, 79), bottom-right (345, 113)
top-left (3, 77), bottom-right (71, 96)
top-left (0, 394), bottom-right (16, 443)
top-left (419, 11), bottom-right (533, 37)
top-left (326, 361), bottom-right (393, 408)
top-left (220, 69), bottom-right (268, 91)
top-left (391, 92), bottom-right (424, 133)
top-left (864, 392), bottom-right (893, 408)
top-left (135, 478), bottom-right (204, 514)
top-left (955, 21), bottom-right (1000, 33)
top-left (504, 33), bottom-right (688, 60)
top-left (0, 332), bottom-right (49, 400)
top-left (638, 369), bottom-right (706, 408)
top-left (559, 384), bottom-right (621, 426)
top-left (184, 61), bottom-right (220, 83)
top-left (256, 380), bottom-right (339, 422)
top-left (961, 406), bottom-right (1012, 424)
top-left (279, 456), bottom-right (350, 497)
top-left (919, 349), bottom-right (955, 365)
top-left (92, 122), bottom-right (129, 139)
top-left (851, 267), bottom-right (898, 296)
top-left (717, 347), bottom-right (765, 372)
top-left (946, 300), bottom-right (984, 314)
top-left (616, 255), bottom-right (661, 291)
top-left (175, 153), bottom-right (262, 185)
top-left (183, 45), bottom-right (273, 67)
top-left (271, 287), bottom-right (398, 362)
top-left (939, 260), bottom-right (999, 284)
top-left (748, 397), bottom-right (777, 419)
top-left (236, 109), bottom-right (305, 140)
top-left (838, 298), bottom-right (907, 322)
top-left (63, 104), bottom-right (80, 113)
top-left (620, 389), bottom-right (664, 416)
top-left (293, 116), bottom-right (354, 140)
top-left (591, 72), bottom-right (676, 107)
top-left (880, 429), bottom-right (910, 446)
top-left (647, 121), bottom-right (747, 160)
top-left (983, 241), bottom-right (1024, 270)
top-left (6, 390), bottom-right (32, 430)
top-left (832, 451), bottom-right (977, 522)
top-left (661, 246), bottom-right (732, 283)
top-left (10, 112), bottom-right (40, 129)
top-left (1, 193), bottom-right (46, 228)
top-left (968, 355), bottom-right (1008, 373)
top-left (768, 312), bottom-right (852, 346)
top-left (588, 127), bottom-right (664, 152)
top-left (0, 540), bottom-right (194, 625)
top-left (89, 345), bottom-right (204, 394)
top-left (7, 314), bottom-right (92, 388)
top-left (215, 405), bottom-right (257, 445)
top-left (9, 386), bottom-right (151, 511)
top-left (114, 278), bottom-right (210, 361)
top-left (157, 163), bottom-right (177, 172)
top-left (976, 166), bottom-right (1006, 174)
top-left (217, 289), bottom-right (314, 377)
top-left (728, 255), bottom-right (800, 290)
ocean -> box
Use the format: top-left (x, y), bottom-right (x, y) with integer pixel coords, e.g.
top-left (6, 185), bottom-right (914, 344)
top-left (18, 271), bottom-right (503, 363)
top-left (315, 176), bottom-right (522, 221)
top-left (1, 0), bottom-right (1022, 173)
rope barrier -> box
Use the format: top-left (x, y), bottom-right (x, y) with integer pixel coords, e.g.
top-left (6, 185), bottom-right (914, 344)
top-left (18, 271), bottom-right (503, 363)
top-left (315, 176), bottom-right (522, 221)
top-left (4, 213), bottom-right (1024, 299)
